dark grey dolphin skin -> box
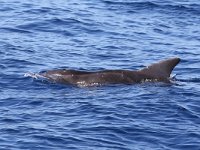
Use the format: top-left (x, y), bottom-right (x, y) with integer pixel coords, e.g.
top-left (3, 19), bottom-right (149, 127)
top-left (39, 58), bottom-right (180, 86)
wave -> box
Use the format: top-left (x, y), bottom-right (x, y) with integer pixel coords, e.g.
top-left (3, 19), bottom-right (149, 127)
top-left (15, 17), bottom-right (105, 36)
top-left (102, 1), bottom-right (200, 15)
top-left (2, 58), bottom-right (39, 67)
top-left (0, 27), bottom-right (32, 34)
top-left (176, 78), bottom-right (200, 83)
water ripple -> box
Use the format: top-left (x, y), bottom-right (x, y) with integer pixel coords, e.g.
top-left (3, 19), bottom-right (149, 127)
top-left (102, 1), bottom-right (200, 15)
top-left (0, 27), bottom-right (32, 34)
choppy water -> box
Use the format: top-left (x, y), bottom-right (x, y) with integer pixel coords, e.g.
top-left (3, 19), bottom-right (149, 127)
top-left (1, 0), bottom-right (200, 149)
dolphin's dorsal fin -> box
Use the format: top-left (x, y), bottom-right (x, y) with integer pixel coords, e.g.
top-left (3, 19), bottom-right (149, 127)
top-left (139, 58), bottom-right (180, 79)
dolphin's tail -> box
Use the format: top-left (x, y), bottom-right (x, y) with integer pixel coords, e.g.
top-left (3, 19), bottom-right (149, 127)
top-left (139, 58), bottom-right (181, 79)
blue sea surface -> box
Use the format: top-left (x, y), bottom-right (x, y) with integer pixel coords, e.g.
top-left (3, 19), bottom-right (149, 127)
top-left (1, 0), bottom-right (200, 149)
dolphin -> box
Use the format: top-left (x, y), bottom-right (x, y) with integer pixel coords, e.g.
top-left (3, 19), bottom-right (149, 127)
top-left (37, 58), bottom-right (180, 86)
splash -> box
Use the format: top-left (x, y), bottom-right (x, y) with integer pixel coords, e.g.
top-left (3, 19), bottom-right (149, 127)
top-left (24, 72), bottom-right (47, 80)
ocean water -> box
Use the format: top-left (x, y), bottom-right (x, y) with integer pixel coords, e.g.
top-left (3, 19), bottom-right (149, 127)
top-left (1, 0), bottom-right (200, 149)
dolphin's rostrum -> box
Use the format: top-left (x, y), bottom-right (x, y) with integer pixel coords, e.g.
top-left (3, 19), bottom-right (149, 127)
top-left (38, 58), bottom-right (180, 86)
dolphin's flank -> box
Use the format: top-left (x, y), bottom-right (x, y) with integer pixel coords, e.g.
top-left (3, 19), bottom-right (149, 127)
top-left (38, 58), bottom-right (180, 86)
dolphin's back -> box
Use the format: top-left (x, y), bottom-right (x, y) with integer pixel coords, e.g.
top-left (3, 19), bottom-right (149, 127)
top-left (38, 58), bottom-right (180, 86)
